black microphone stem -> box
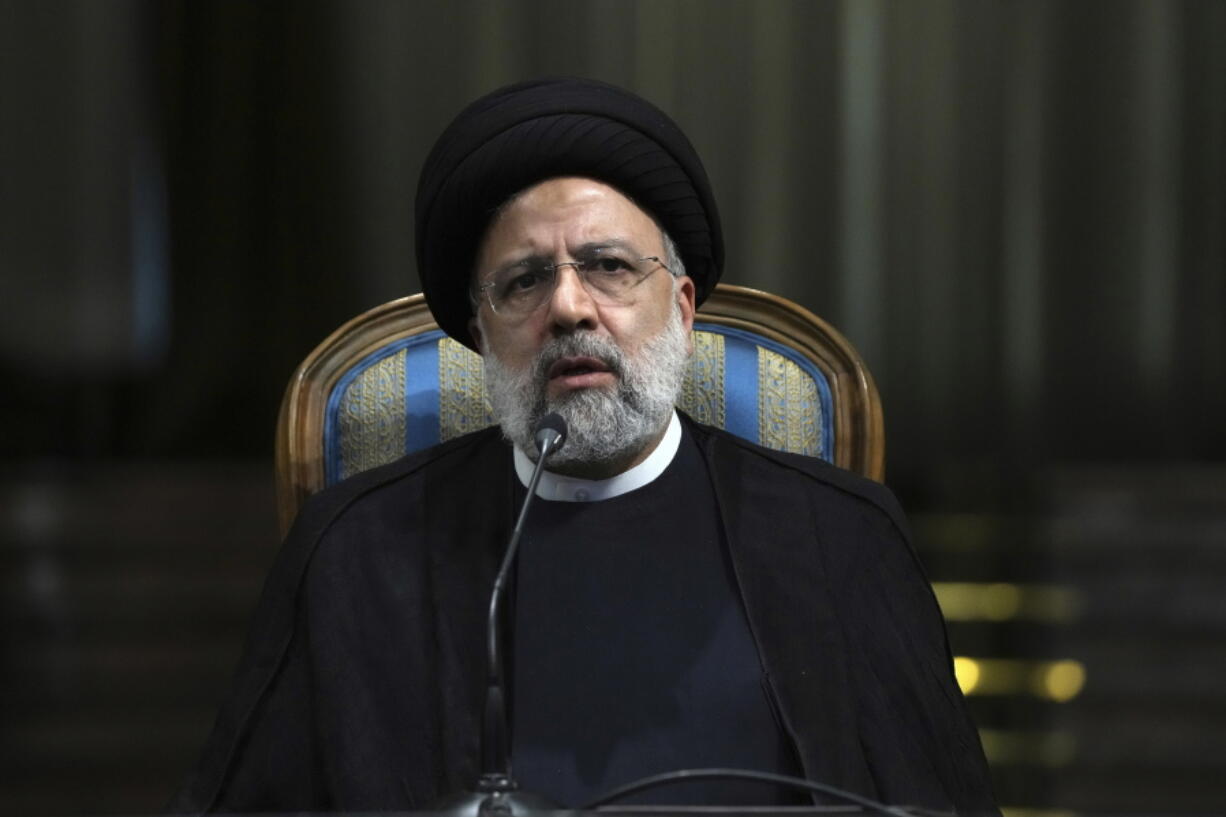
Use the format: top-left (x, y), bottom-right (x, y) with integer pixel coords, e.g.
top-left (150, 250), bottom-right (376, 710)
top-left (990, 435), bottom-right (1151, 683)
top-left (482, 432), bottom-right (560, 780)
top-left (431, 414), bottom-right (565, 815)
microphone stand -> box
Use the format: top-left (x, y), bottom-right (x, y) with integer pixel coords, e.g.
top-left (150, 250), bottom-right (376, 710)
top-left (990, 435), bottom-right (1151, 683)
top-left (432, 414), bottom-right (567, 817)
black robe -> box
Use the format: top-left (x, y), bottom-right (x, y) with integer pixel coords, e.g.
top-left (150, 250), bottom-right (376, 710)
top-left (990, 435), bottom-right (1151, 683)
top-left (169, 416), bottom-right (997, 814)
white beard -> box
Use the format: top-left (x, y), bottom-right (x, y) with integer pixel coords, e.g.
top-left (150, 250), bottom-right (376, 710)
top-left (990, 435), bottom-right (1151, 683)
top-left (481, 303), bottom-right (690, 472)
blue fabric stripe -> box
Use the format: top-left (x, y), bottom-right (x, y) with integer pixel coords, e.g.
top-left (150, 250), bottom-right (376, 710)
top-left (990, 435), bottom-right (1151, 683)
top-left (818, 371), bottom-right (834, 461)
top-left (403, 331), bottom-right (444, 455)
top-left (324, 379), bottom-right (346, 486)
top-left (722, 335), bottom-right (760, 444)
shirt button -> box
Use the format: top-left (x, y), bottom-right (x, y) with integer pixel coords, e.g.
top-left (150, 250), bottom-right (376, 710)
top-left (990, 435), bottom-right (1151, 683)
top-left (574, 488), bottom-right (590, 501)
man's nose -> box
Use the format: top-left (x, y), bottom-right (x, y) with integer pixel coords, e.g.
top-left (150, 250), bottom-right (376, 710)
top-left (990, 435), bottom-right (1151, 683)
top-left (545, 264), bottom-right (599, 332)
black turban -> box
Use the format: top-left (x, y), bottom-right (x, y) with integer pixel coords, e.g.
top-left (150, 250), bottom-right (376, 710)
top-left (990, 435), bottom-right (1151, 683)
top-left (414, 77), bottom-right (724, 349)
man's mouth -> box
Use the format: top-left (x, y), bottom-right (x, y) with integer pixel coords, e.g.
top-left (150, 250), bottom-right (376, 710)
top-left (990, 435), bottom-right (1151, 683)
top-left (546, 356), bottom-right (617, 389)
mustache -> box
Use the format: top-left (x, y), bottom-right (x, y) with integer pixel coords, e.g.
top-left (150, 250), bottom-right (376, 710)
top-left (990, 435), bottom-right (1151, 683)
top-left (531, 333), bottom-right (625, 383)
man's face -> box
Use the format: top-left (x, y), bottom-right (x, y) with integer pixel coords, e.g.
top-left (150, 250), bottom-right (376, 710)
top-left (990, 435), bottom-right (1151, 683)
top-left (469, 177), bottom-right (695, 391)
top-left (468, 177), bottom-right (696, 475)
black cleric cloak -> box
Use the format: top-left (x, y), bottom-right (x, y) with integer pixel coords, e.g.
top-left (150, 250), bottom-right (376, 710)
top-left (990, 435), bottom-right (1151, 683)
top-left (169, 416), bottom-right (997, 814)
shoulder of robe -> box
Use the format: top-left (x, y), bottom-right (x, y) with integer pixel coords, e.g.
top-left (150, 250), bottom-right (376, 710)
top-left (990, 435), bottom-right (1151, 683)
top-left (164, 432), bottom-right (508, 815)
top-left (678, 412), bottom-right (911, 547)
top-left (285, 425), bottom-right (508, 547)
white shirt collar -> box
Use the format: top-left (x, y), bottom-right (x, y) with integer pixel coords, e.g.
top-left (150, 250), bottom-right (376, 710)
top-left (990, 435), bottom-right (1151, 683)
top-left (512, 410), bottom-right (682, 502)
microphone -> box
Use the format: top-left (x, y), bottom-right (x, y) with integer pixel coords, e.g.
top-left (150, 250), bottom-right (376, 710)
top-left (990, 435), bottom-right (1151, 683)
top-left (533, 412), bottom-right (567, 459)
top-left (433, 413), bottom-right (566, 817)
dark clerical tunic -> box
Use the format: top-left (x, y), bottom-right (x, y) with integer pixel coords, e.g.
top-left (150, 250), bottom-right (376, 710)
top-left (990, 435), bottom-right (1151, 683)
top-left (512, 427), bottom-right (802, 805)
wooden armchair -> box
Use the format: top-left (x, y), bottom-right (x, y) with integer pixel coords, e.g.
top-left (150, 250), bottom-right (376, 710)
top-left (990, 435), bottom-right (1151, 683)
top-left (275, 284), bottom-right (883, 534)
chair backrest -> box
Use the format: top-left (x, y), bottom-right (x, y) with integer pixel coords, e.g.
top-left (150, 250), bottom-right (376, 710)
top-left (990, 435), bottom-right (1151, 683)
top-left (275, 284), bottom-right (883, 534)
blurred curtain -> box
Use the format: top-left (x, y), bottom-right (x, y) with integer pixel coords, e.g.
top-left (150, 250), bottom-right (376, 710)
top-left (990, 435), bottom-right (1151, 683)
top-left (2, 0), bottom-right (1222, 485)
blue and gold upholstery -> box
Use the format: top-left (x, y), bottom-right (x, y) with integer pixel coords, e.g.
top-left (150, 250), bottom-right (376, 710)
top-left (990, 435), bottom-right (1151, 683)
top-left (326, 334), bottom-right (491, 484)
top-left (277, 285), bottom-right (882, 532)
top-left (324, 325), bottom-right (834, 486)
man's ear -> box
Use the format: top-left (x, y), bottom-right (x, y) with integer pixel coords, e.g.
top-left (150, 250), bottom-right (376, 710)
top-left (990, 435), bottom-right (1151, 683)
top-left (675, 275), bottom-right (697, 355)
top-left (676, 275), bottom-right (696, 330)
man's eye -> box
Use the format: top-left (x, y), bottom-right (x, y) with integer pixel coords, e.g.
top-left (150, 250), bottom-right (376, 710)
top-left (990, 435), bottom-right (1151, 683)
top-left (587, 256), bottom-right (632, 275)
top-left (498, 271), bottom-right (546, 298)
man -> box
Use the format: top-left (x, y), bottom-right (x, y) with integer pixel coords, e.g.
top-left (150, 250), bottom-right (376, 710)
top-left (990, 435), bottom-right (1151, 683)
top-left (172, 78), bottom-right (996, 813)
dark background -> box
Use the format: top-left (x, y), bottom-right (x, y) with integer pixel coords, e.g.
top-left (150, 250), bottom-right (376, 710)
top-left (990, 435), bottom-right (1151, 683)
top-left (2, 1), bottom-right (1224, 814)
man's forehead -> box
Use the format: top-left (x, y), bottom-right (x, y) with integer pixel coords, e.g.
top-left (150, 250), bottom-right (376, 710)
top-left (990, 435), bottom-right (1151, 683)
top-left (477, 178), bottom-right (662, 266)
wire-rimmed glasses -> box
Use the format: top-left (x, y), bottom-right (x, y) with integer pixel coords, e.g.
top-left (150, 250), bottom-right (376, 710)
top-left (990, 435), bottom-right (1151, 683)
top-left (473, 249), bottom-right (670, 316)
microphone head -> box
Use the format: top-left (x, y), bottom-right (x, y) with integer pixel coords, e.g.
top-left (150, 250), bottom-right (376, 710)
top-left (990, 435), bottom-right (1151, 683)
top-left (533, 412), bottom-right (568, 456)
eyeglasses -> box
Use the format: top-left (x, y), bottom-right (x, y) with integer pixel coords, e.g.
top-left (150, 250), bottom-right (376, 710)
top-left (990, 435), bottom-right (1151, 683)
top-left (473, 249), bottom-right (670, 317)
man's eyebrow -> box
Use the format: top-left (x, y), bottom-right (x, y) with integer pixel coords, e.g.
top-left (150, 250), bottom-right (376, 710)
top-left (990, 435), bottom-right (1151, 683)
top-left (495, 253), bottom-right (551, 271)
top-left (571, 239), bottom-right (640, 256)
top-left (492, 239), bottom-right (642, 273)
